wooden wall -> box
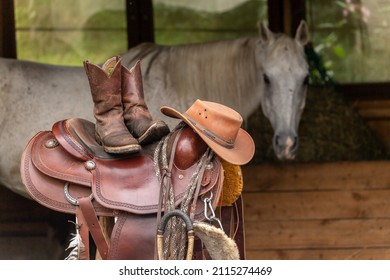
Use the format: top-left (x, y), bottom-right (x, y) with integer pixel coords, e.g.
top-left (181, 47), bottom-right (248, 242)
top-left (242, 161), bottom-right (390, 260)
top-left (1, 160), bottom-right (390, 260)
top-left (342, 84), bottom-right (390, 153)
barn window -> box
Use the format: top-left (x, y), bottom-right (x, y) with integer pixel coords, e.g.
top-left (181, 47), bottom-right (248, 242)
top-left (307, 0), bottom-right (390, 83)
top-left (153, 0), bottom-right (267, 45)
top-left (13, 0), bottom-right (267, 66)
top-left (14, 0), bottom-right (128, 65)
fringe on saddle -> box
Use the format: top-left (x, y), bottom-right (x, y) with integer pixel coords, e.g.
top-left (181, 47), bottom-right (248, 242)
top-left (65, 218), bottom-right (87, 260)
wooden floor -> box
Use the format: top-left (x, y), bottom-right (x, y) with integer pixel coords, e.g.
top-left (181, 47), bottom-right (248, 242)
top-left (242, 160), bottom-right (390, 260)
top-left (1, 160), bottom-right (390, 259)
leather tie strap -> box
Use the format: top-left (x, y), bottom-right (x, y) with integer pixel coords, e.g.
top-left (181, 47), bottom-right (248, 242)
top-left (75, 206), bottom-right (90, 260)
top-left (78, 197), bottom-right (109, 260)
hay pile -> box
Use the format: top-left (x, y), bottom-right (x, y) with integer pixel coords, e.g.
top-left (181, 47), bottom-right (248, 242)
top-left (246, 85), bottom-right (389, 163)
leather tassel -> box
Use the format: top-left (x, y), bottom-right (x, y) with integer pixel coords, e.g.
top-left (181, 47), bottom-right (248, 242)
top-left (64, 218), bottom-right (87, 260)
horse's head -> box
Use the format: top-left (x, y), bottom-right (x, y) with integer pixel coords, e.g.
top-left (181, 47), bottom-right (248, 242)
top-left (256, 20), bottom-right (309, 160)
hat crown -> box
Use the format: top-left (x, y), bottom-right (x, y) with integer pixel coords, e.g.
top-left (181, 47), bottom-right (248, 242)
top-left (185, 100), bottom-right (242, 148)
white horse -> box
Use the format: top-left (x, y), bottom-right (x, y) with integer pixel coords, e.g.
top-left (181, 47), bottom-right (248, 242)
top-left (0, 21), bottom-right (309, 198)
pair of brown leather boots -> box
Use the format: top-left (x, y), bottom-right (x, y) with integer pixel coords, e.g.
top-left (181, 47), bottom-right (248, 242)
top-left (84, 57), bottom-right (169, 154)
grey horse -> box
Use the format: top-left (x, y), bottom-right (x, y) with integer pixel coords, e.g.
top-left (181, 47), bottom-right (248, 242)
top-left (0, 21), bottom-right (309, 197)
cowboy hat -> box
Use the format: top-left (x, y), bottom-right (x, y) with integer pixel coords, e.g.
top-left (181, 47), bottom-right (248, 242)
top-left (160, 99), bottom-right (255, 165)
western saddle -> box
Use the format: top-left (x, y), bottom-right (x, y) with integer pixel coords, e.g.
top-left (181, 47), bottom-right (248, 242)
top-left (21, 118), bottom-right (245, 260)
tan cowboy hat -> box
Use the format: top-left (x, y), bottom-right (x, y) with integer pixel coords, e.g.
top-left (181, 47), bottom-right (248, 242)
top-left (160, 99), bottom-right (255, 165)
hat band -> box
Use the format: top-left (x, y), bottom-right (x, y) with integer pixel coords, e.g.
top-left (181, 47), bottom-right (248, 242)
top-left (185, 115), bottom-right (235, 149)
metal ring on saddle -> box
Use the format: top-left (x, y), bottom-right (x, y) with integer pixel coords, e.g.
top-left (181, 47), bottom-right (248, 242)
top-left (64, 182), bottom-right (93, 206)
top-left (156, 209), bottom-right (195, 260)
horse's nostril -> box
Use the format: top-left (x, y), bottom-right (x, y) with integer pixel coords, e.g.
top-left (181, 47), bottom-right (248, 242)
top-left (275, 134), bottom-right (298, 151)
top-left (292, 136), bottom-right (298, 150)
top-left (275, 135), bottom-right (282, 148)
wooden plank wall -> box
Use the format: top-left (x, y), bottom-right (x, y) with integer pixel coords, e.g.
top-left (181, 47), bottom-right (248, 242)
top-left (352, 99), bottom-right (390, 151)
top-left (2, 160), bottom-right (390, 260)
top-left (342, 84), bottom-right (390, 152)
top-left (242, 161), bottom-right (390, 260)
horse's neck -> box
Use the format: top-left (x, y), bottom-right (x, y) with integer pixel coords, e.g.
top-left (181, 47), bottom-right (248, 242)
top-left (167, 38), bottom-right (261, 118)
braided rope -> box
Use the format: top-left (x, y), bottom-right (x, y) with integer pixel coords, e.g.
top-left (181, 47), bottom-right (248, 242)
top-left (154, 122), bottom-right (214, 259)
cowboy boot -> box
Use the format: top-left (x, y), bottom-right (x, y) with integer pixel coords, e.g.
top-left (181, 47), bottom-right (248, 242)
top-left (121, 60), bottom-right (170, 145)
top-left (83, 56), bottom-right (141, 154)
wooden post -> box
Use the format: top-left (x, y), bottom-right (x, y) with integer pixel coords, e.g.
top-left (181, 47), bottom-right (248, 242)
top-left (0, 0), bottom-right (17, 58)
top-left (267, 0), bottom-right (306, 35)
top-left (267, 0), bottom-right (284, 33)
top-left (125, 0), bottom-right (154, 49)
top-left (291, 0), bottom-right (306, 36)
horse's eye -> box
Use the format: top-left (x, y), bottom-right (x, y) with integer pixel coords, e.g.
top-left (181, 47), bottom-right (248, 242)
top-left (303, 75), bottom-right (309, 86)
top-left (263, 74), bottom-right (270, 85)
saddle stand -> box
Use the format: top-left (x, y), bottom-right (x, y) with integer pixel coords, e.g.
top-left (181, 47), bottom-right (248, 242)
top-left (21, 118), bottom-right (245, 260)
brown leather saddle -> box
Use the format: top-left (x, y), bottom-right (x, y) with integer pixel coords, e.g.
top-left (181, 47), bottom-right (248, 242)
top-left (21, 118), bottom-right (245, 260)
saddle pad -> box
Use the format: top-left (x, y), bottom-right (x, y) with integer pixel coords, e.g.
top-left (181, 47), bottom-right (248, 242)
top-left (22, 119), bottom-right (223, 216)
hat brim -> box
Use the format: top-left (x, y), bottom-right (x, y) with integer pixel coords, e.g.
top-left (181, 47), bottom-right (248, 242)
top-left (161, 106), bottom-right (255, 165)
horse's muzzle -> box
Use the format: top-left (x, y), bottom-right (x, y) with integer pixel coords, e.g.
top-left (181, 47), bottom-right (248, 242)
top-left (273, 133), bottom-right (298, 160)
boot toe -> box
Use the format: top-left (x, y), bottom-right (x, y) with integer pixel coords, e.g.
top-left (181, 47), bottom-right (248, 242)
top-left (98, 131), bottom-right (141, 154)
top-left (137, 120), bottom-right (170, 145)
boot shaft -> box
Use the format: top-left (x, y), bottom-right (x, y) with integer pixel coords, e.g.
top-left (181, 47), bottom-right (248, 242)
top-left (121, 60), bottom-right (153, 132)
top-left (84, 56), bottom-right (122, 115)
top-left (121, 60), bottom-right (148, 108)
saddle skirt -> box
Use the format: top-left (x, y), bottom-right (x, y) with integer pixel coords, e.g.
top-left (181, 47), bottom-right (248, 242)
top-left (21, 118), bottom-right (225, 259)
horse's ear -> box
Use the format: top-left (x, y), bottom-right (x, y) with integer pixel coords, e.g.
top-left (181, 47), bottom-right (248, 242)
top-left (258, 21), bottom-right (274, 43)
top-left (295, 20), bottom-right (309, 46)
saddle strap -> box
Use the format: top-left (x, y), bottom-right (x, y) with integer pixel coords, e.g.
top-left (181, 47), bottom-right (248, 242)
top-left (78, 197), bottom-right (109, 260)
top-left (234, 195), bottom-right (246, 259)
top-left (220, 195), bottom-right (245, 259)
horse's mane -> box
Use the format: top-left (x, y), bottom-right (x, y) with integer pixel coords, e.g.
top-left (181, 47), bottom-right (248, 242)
top-left (161, 37), bottom-right (260, 117)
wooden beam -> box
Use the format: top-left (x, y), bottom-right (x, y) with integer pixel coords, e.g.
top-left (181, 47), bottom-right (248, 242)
top-left (0, 0), bottom-right (17, 58)
top-left (339, 82), bottom-right (390, 101)
top-left (242, 161), bottom-right (390, 192)
top-left (267, 0), bottom-right (306, 35)
top-left (246, 219), bottom-right (390, 250)
top-left (247, 248), bottom-right (390, 260)
top-left (290, 0), bottom-right (306, 36)
top-left (267, 0), bottom-right (284, 33)
top-left (125, 0), bottom-right (154, 49)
